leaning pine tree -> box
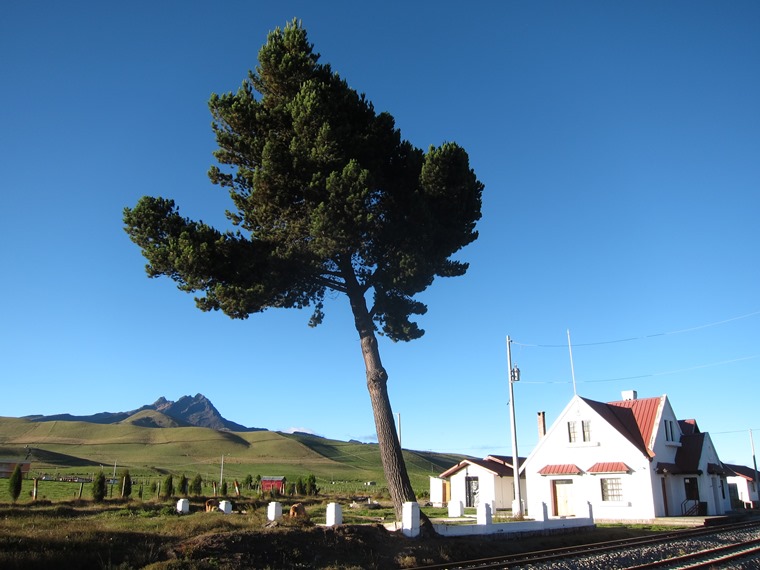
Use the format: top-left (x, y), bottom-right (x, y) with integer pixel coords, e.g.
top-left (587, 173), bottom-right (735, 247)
top-left (123, 20), bottom-right (483, 523)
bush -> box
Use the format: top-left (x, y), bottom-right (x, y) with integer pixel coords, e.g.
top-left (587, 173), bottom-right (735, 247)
top-left (8, 465), bottom-right (22, 503)
top-left (120, 470), bottom-right (132, 498)
top-left (92, 472), bottom-right (107, 502)
top-left (190, 474), bottom-right (202, 496)
top-left (161, 475), bottom-right (174, 499)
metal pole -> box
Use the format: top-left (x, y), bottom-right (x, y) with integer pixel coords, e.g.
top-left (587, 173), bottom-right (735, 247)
top-left (507, 336), bottom-right (523, 517)
top-left (220, 454), bottom-right (224, 485)
top-left (751, 430), bottom-right (759, 507)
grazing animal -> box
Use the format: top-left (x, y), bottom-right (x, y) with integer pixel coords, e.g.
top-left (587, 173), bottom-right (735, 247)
top-left (289, 502), bottom-right (308, 519)
top-left (205, 499), bottom-right (219, 512)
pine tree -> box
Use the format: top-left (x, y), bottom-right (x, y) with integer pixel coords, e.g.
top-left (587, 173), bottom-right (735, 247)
top-left (120, 469), bottom-right (132, 498)
top-left (124, 20), bottom-right (482, 521)
top-left (8, 464), bottom-right (23, 503)
top-left (161, 474), bottom-right (174, 499)
top-left (92, 472), bottom-right (107, 502)
top-left (190, 474), bottom-right (203, 496)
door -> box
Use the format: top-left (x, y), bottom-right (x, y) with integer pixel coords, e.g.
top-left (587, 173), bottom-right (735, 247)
top-left (465, 476), bottom-right (479, 507)
top-left (661, 477), bottom-right (670, 516)
top-left (552, 479), bottom-right (574, 517)
top-left (684, 477), bottom-right (699, 500)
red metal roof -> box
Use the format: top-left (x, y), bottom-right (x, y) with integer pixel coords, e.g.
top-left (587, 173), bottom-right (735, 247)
top-left (606, 396), bottom-right (663, 456)
top-left (538, 464), bottom-right (583, 476)
top-left (587, 462), bottom-right (632, 474)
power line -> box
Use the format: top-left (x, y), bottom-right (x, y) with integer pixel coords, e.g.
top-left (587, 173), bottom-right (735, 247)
top-left (512, 309), bottom-right (760, 348)
top-left (519, 354), bottom-right (760, 385)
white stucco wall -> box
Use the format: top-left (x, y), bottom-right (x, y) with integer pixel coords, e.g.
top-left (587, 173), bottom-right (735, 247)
top-left (524, 396), bottom-right (657, 521)
top-left (525, 395), bottom-right (731, 521)
top-left (447, 463), bottom-right (525, 510)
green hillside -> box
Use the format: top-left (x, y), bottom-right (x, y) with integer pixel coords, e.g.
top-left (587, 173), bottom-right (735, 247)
top-left (0, 417), bottom-right (464, 494)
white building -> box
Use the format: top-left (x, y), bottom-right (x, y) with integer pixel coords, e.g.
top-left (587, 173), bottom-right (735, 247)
top-left (725, 463), bottom-right (760, 508)
top-left (434, 455), bottom-right (526, 511)
top-left (522, 391), bottom-right (731, 521)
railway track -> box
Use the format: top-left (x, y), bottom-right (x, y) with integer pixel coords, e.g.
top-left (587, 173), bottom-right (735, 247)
top-left (411, 519), bottom-right (760, 569)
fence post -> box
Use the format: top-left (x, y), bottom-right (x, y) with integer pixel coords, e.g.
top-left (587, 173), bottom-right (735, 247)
top-left (267, 501), bottom-right (282, 521)
top-left (448, 500), bottom-right (463, 517)
top-left (477, 502), bottom-right (492, 525)
top-left (326, 502), bottom-right (343, 526)
top-left (402, 502), bottom-right (420, 538)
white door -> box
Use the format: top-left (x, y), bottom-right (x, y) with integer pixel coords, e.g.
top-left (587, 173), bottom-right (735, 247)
top-left (553, 479), bottom-right (574, 517)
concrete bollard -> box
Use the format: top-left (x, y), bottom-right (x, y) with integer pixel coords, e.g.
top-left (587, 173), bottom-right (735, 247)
top-left (477, 502), bottom-right (492, 525)
top-left (219, 500), bottom-right (232, 514)
top-left (267, 501), bottom-right (282, 521)
top-left (402, 502), bottom-right (420, 538)
top-left (447, 500), bottom-right (463, 518)
top-left (176, 498), bottom-right (190, 514)
top-left (326, 502), bottom-right (343, 526)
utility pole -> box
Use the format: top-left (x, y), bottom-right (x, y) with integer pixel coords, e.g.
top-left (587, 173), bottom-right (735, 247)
top-left (220, 454), bottom-right (224, 485)
top-left (751, 430), bottom-right (759, 507)
top-left (507, 336), bottom-right (523, 517)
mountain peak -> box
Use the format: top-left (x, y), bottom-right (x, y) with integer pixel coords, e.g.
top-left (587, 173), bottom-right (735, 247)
top-left (25, 394), bottom-right (262, 432)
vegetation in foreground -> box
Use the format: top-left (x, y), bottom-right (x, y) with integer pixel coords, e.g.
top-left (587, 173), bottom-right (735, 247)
top-left (0, 497), bottom-right (676, 570)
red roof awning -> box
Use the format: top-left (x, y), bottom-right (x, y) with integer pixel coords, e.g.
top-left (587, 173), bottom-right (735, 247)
top-left (538, 464), bottom-right (583, 476)
top-left (587, 462), bottom-right (632, 474)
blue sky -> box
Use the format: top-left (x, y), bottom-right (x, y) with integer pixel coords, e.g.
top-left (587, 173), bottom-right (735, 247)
top-left (2, 2), bottom-right (759, 467)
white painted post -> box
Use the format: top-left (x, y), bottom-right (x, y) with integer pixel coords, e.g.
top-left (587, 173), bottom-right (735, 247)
top-left (448, 500), bottom-right (463, 518)
top-left (326, 502), bottom-right (343, 526)
top-left (402, 502), bottom-right (420, 538)
top-left (267, 501), bottom-right (282, 521)
top-left (477, 502), bottom-right (492, 525)
top-left (176, 498), bottom-right (190, 514)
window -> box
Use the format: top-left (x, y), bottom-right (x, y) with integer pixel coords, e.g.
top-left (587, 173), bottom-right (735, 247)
top-left (582, 420), bottom-right (592, 442)
top-left (567, 421), bottom-right (577, 443)
top-left (601, 478), bottom-right (623, 502)
top-left (664, 420), bottom-right (676, 442)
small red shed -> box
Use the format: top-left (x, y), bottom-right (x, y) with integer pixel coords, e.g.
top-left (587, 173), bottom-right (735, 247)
top-left (260, 476), bottom-right (286, 494)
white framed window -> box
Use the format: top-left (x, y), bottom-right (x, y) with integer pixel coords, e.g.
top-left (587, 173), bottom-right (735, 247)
top-left (582, 420), bottom-right (592, 442)
top-left (567, 421), bottom-right (577, 443)
top-left (601, 478), bottom-right (623, 502)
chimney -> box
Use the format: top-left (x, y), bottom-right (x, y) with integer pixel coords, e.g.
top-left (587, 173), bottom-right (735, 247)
top-left (621, 390), bottom-right (638, 401)
top-left (537, 411), bottom-right (546, 439)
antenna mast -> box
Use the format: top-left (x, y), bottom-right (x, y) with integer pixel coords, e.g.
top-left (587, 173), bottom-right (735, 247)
top-left (567, 329), bottom-right (577, 395)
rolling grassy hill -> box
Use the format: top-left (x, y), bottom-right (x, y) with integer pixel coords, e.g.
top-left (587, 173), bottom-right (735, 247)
top-left (0, 417), bottom-right (465, 494)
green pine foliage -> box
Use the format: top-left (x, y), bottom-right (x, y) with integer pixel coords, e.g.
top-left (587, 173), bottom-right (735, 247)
top-left (190, 474), bottom-right (203, 496)
top-left (123, 19), bottom-right (483, 518)
top-left (8, 465), bottom-right (22, 503)
top-left (161, 474), bottom-right (173, 499)
top-left (92, 472), bottom-right (106, 502)
top-left (120, 469), bottom-right (132, 498)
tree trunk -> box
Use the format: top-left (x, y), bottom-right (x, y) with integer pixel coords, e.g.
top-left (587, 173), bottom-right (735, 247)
top-left (345, 284), bottom-right (416, 521)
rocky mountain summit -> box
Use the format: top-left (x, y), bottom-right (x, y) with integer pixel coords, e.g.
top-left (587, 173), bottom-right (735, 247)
top-left (23, 393), bottom-right (261, 432)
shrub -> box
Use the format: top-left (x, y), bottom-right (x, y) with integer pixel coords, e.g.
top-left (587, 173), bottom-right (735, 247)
top-left (161, 474), bottom-right (174, 499)
top-left (190, 474), bottom-right (202, 496)
top-left (8, 464), bottom-right (22, 503)
top-left (120, 470), bottom-right (132, 498)
top-left (92, 472), bottom-right (107, 502)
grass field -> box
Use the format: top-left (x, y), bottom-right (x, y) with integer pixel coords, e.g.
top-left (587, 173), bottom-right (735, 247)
top-left (0, 416), bottom-right (465, 503)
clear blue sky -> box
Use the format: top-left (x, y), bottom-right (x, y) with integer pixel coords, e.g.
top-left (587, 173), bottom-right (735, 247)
top-left (2, 2), bottom-right (759, 467)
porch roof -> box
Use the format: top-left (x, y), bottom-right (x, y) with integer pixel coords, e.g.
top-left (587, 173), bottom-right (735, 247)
top-left (439, 457), bottom-right (517, 479)
top-left (724, 463), bottom-right (760, 481)
top-left (537, 463), bottom-right (583, 476)
top-left (587, 461), bottom-right (632, 474)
